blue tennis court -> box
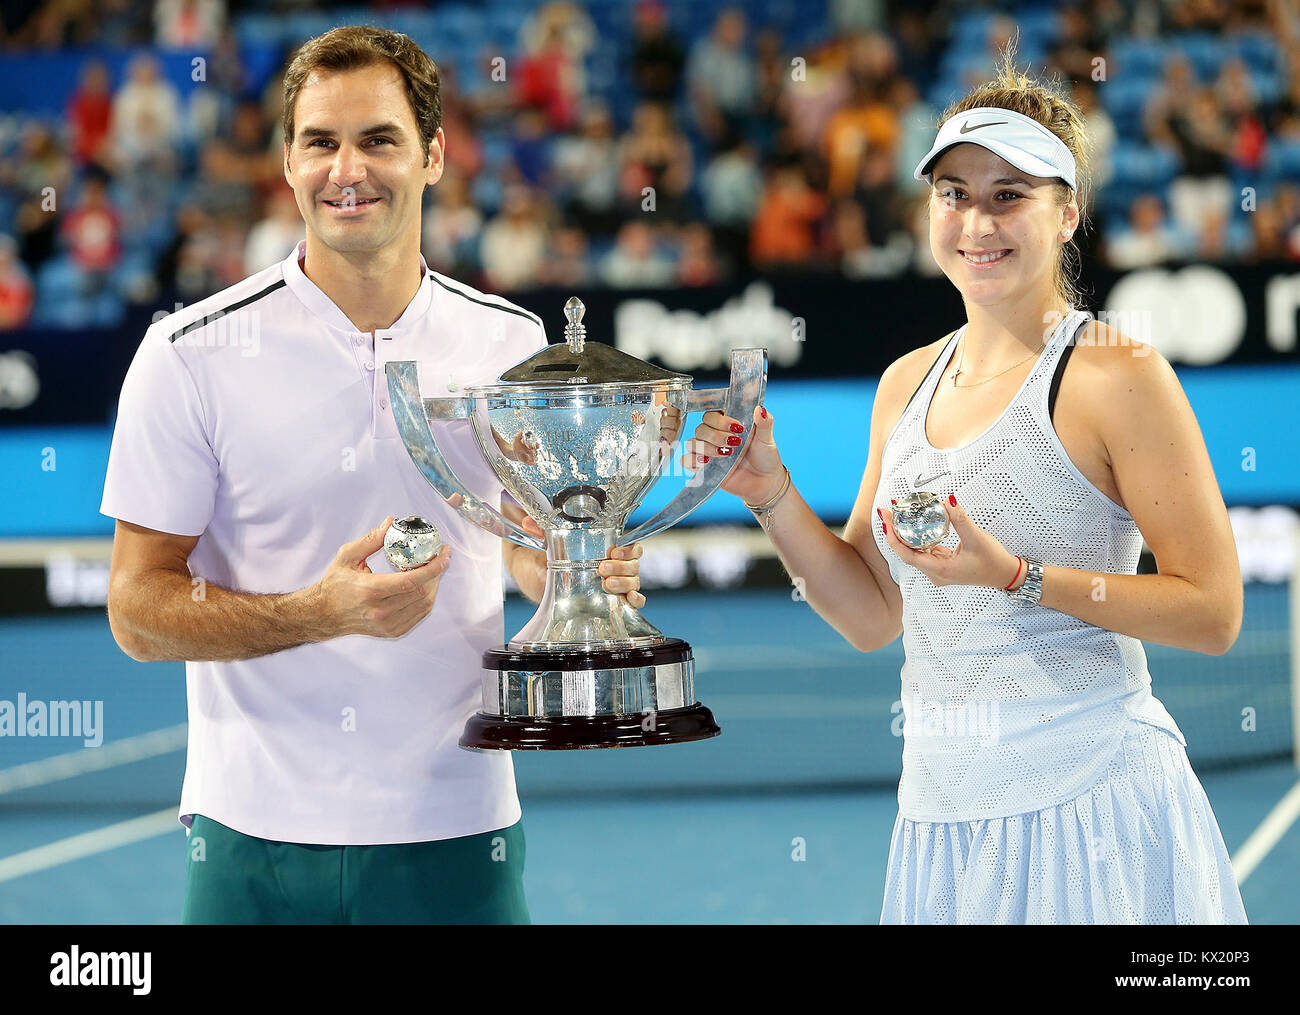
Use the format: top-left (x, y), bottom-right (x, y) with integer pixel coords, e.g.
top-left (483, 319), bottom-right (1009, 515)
top-left (2, 587), bottom-right (1296, 923)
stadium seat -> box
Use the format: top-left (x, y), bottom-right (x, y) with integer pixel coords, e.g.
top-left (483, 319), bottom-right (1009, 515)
top-left (1014, 8), bottom-right (1060, 48)
top-left (1110, 142), bottom-right (1180, 190)
top-left (234, 13), bottom-right (282, 49)
top-left (1230, 32), bottom-right (1281, 74)
top-left (1171, 33), bottom-right (1223, 81)
top-left (949, 10), bottom-right (997, 42)
top-left (1248, 69), bottom-right (1283, 106)
top-left (32, 256), bottom-right (92, 327)
top-left (1262, 139), bottom-right (1300, 182)
top-left (1100, 75), bottom-right (1151, 123)
top-left (1108, 38), bottom-right (1166, 80)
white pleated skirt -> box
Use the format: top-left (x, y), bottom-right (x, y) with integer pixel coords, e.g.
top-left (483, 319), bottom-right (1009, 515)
top-left (880, 721), bottom-right (1248, 924)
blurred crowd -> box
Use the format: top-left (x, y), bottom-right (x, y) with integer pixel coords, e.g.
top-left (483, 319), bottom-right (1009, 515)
top-left (1, 0), bottom-right (1300, 329)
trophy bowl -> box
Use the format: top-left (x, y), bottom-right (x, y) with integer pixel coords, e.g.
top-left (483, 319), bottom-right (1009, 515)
top-left (385, 297), bottom-right (767, 750)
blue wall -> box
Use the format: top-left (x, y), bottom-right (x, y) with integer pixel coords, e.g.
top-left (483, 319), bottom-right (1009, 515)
top-left (632, 365), bottom-right (1300, 525)
top-left (2, 367), bottom-right (1297, 539)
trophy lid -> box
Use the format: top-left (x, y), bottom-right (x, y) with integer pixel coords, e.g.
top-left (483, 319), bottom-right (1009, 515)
top-left (494, 297), bottom-right (691, 387)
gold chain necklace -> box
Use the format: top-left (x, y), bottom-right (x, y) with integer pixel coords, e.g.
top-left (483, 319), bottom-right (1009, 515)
top-left (950, 337), bottom-right (1046, 387)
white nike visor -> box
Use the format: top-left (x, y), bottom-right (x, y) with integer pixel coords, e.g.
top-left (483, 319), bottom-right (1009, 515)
top-left (913, 106), bottom-right (1077, 191)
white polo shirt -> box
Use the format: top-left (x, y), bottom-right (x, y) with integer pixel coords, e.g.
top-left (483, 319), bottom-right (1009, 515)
top-left (100, 240), bottom-right (547, 845)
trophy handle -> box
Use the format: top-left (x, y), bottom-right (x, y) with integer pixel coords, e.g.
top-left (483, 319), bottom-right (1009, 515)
top-left (619, 347), bottom-right (768, 546)
top-left (386, 361), bottom-right (545, 550)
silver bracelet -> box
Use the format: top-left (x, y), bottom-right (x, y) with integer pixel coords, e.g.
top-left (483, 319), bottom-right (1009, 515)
top-left (744, 467), bottom-right (791, 523)
top-left (1005, 556), bottom-right (1044, 606)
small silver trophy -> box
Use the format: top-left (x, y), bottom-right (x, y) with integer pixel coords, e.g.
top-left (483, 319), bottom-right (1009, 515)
top-left (891, 491), bottom-right (951, 549)
top-left (384, 516), bottom-right (442, 570)
top-left (385, 297), bottom-right (767, 749)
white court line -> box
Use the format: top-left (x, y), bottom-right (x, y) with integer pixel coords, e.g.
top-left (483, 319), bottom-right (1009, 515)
top-left (1230, 778), bottom-right (1300, 885)
top-left (0, 807), bottom-right (179, 884)
top-left (0, 724), bottom-right (187, 795)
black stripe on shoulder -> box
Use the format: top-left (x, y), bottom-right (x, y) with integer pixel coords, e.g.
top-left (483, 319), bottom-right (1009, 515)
top-left (166, 279), bottom-right (287, 344)
top-left (1048, 317), bottom-right (1090, 424)
top-left (429, 273), bottom-right (544, 330)
top-left (899, 329), bottom-right (959, 417)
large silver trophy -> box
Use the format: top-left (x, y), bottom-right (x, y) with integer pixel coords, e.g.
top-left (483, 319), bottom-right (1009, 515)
top-left (385, 297), bottom-right (767, 750)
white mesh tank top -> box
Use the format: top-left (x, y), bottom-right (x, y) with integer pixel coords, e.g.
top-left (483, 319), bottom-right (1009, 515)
top-left (873, 308), bottom-right (1186, 822)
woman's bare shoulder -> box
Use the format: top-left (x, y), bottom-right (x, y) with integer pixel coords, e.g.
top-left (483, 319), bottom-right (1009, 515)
top-left (1064, 320), bottom-right (1185, 442)
top-left (1063, 321), bottom-right (1167, 416)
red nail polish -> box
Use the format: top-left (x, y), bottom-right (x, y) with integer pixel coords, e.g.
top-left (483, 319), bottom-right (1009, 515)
top-left (881, 520), bottom-right (887, 536)
top-left (718, 446), bottom-right (732, 456)
top-left (890, 498), bottom-right (897, 505)
top-left (726, 435), bottom-right (742, 446)
top-left (700, 455), bottom-right (710, 464)
top-left (730, 423), bottom-right (745, 434)
top-left (876, 508), bottom-right (881, 518)
top-left (949, 494), bottom-right (957, 506)
top-left (760, 407), bottom-right (768, 419)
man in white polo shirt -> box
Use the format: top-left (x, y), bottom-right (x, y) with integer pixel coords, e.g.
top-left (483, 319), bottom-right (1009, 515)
top-left (99, 25), bottom-right (646, 924)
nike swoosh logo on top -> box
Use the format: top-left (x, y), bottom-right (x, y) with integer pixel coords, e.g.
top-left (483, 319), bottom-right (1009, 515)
top-left (960, 120), bottom-right (1007, 133)
top-left (915, 472), bottom-right (947, 488)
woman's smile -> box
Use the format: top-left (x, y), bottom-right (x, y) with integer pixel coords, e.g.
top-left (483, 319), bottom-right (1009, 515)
top-left (961, 248), bottom-right (1014, 267)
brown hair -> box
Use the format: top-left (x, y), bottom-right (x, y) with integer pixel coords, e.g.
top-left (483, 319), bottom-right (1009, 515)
top-left (931, 36), bottom-right (1092, 309)
top-left (282, 25), bottom-right (442, 167)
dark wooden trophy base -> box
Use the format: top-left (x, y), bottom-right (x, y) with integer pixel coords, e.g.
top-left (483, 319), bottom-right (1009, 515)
top-left (460, 639), bottom-right (720, 750)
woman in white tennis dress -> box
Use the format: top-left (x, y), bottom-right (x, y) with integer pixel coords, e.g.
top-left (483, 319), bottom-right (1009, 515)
top-left (684, 54), bottom-right (1247, 924)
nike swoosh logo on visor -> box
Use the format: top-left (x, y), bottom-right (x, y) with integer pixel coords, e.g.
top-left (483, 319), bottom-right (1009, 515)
top-left (960, 120), bottom-right (1007, 133)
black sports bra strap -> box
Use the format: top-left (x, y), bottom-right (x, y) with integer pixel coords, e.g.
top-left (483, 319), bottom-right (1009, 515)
top-left (1048, 315), bottom-right (1092, 424)
top-left (898, 329), bottom-right (960, 419)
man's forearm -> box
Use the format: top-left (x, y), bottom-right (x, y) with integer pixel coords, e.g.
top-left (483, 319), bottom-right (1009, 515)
top-left (110, 569), bottom-right (328, 663)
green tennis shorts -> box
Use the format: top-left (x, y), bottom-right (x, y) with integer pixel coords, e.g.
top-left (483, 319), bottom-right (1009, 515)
top-left (181, 814), bottom-right (530, 925)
